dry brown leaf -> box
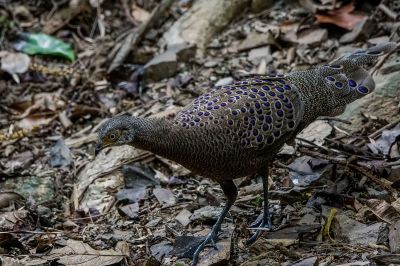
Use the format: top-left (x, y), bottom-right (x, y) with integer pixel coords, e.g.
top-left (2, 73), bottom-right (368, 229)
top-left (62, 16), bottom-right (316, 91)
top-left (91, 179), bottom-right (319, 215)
top-left (315, 1), bottom-right (364, 30)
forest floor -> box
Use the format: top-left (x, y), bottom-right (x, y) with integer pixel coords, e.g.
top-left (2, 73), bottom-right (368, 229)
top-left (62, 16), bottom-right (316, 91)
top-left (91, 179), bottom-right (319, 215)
top-left (1, 0), bottom-right (400, 265)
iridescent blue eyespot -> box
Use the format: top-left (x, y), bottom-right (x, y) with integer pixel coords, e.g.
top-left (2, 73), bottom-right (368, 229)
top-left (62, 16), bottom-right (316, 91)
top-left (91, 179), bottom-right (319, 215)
top-left (258, 91), bottom-right (266, 97)
top-left (255, 102), bottom-right (261, 109)
top-left (214, 105), bottom-right (220, 109)
top-left (262, 124), bottom-right (269, 131)
top-left (348, 79), bottom-right (356, 87)
top-left (190, 122), bottom-right (195, 126)
top-left (261, 97), bottom-right (269, 102)
top-left (275, 101), bottom-right (282, 109)
top-left (232, 110), bottom-right (239, 116)
top-left (249, 108), bottom-right (255, 114)
top-left (194, 117), bottom-right (200, 122)
top-left (257, 135), bottom-right (263, 142)
top-left (335, 82), bottom-right (343, 88)
top-left (262, 86), bottom-right (270, 91)
top-left (278, 94), bottom-right (284, 99)
top-left (221, 102), bottom-right (227, 106)
top-left (241, 107), bottom-right (247, 113)
top-left (204, 111), bottom-right (210, 116)
top-left (357, 86), bottom-right (368, 94)
top-left (265, 116), bottom-right (272, 123)
top-left (263, 102), bottom-right (270, 108)
top-left (249, 94), bottom-right (256, 98)
top-left (277, 79), bottom-right (285, 84)
top-left (251, 87), bottom-right (258, 92)
top-left (276, 87), bottom-right (284, 92)
top-left (284, 84), bottom-right (291, 90)
top-left (268, 91), bottom-right (276, 97)
top-left (226, 90), bottom-right (232, 94)
top-left (236, 91), bottom-right (243, 94)
top-left (326, 76), bottom-right (335, 82)
top-left (198, 111), bottom-right (203, 116)
top-left (277, 110), bottom-right (284, 117)
top-left (207, 106), bottom-right (212, 110)
top-left (213, 99), bottom-right (218, 102)
top-left (285, 103), bottom-right (293, 109)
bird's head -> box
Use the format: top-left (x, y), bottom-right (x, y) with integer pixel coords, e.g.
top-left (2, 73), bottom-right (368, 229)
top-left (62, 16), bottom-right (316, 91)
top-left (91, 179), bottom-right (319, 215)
top-left (95, 115), bottom-right (136, 155)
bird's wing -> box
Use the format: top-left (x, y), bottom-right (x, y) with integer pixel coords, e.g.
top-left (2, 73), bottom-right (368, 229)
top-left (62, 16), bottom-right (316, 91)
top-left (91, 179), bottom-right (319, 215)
top-left (174, 75), bottom-right (304, 150)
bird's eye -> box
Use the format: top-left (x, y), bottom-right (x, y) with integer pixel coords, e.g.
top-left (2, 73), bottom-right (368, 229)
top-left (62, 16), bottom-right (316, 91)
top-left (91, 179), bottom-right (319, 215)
top-left (109, 133), bottom-right (116, 140)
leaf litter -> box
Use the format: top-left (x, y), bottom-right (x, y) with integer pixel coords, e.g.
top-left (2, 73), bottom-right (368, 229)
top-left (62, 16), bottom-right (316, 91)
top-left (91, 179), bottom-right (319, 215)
top-left (0, 0), bottom-right (399, 265)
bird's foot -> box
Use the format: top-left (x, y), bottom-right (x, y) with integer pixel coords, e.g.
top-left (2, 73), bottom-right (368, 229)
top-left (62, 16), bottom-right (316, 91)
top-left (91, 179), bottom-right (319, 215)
top-left (246, 212), bottom-right (273, 245)
top-left (191, 229), bottom-right (219, 266)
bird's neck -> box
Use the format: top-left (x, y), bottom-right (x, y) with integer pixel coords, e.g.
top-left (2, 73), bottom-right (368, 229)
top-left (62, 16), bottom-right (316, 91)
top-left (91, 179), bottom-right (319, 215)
top-left (131, 117), bottom-right (180, 159)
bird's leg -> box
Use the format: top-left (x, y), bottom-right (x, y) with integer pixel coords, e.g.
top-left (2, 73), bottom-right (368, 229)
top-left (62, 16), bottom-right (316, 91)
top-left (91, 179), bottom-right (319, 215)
top-left (191, 180), bottom-right (237, 266)
top-left (247, 167), bottom-right (272, 245)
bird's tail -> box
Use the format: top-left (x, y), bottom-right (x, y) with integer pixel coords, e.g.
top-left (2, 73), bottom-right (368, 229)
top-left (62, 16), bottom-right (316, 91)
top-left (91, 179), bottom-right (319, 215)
top-left (320, 42), bottom-right (398, 100)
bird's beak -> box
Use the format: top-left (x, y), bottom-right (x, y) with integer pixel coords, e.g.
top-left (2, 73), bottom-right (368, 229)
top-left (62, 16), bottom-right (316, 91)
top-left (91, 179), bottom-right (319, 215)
top-left (94, 142), bottom-right (102, 156)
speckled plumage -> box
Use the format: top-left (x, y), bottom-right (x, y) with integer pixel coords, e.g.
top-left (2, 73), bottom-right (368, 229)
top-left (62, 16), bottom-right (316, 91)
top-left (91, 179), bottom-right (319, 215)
top-left (96, 42), bottom-right (397, 264)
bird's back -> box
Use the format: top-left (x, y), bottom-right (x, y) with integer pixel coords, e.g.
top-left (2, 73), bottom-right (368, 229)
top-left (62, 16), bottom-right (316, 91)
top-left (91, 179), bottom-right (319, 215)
top-left (168, 43), bottom-right (397, 180)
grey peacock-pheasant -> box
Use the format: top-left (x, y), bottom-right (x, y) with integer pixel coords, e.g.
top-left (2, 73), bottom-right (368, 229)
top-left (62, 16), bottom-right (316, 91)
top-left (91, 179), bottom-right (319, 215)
top-left (95, 42), bottom-right (397, 265)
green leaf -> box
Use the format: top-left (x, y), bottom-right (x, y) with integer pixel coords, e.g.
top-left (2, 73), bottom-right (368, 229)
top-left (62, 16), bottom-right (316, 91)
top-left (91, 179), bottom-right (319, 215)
top-left (14, 32), bottom-right (75, 61)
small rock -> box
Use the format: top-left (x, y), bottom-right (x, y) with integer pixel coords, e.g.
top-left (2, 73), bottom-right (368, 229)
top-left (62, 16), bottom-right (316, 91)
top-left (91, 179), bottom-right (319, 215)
top-left (215, 77), bottom-right (233, 87)
top-left (191, 206), bottom-right (222, 222)
top-left (248, 46), bottom-right (272, 65)
top-left (175, 209), bottom-right (192, 226)
top-left (153, 188), bottom-right (176, 205)
top-left (144, 51), bottom-right (178, 82)
top-left (238, 32), bottom-right (277, 51)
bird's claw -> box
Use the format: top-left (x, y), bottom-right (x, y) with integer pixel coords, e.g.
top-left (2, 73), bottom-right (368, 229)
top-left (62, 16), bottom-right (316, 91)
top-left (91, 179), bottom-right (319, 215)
top-left (246, 212), bottom-right (273, 245)
top-left (191, 231), bottom-right (218, 266)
